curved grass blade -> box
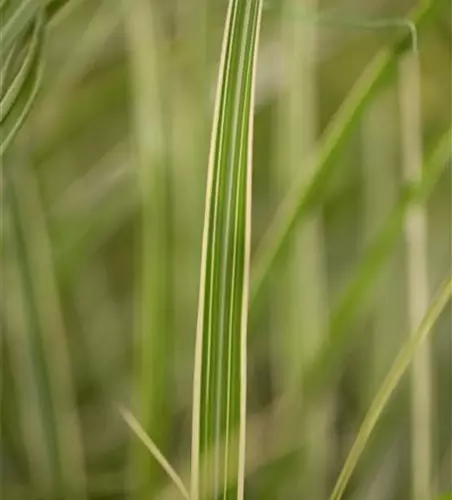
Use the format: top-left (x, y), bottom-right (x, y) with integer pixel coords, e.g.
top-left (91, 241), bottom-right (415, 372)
top-left (0, 0), bottom-right (39, 57)
top-left (1, 13), bottom-right (42, 121)
top-left (0, 12), bottom-right (45, 156)
top-left (330, 278), bottom-right (452, 500)
top-left (0, 0), bottom-right (83, 156)
top-left (250, 0), bottom-right (446, 309)
top-left (191, 0), bottom-right (264, 499)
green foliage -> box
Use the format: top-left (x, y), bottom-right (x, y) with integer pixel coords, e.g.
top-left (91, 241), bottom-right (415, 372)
top-left (1, 1), bottom-right (450, 499)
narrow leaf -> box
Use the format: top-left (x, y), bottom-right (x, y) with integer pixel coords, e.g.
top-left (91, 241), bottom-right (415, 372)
top-left (399, 51), bottom-right (432, 500)
top-left (272, 0), bottom-right (330, 497)
top-left (119, 408), bottom-right (189, 500)
top-left (305, 127), bottom-right (451, 397)
top-left (3, 158), bottom-right (87, 499)
top-left (330, 278), bottom-right (452, 500)
top-left (0, 12), bottom-right (44, 156)
top-left (191, 1), bottom-right (264, 499)
top-left (0, 0), bottom-right (38, 56)
top-left (124, 0), bottom-right (172, 497)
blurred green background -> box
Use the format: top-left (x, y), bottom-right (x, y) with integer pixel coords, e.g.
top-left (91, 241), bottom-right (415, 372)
top-left (1, 0), bottom-right (451, 499)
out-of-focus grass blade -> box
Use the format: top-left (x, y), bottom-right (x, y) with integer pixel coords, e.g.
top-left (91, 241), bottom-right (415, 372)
top-left (171, 0), bottom-right (210, 415)
top-left (272, 0), bottom-right (330, 497)
top-left (39, 0), bottom-right (121, 119)
top-left (304, 127), bottom-right (451, 397)
top-left (0, 11), bottom-right (44, 156)
top-left (398, 51), bottom-right (432, 500)
top-left (361, 88), bottom-right (402, 401)
top-left (51, 142), bottom-right (135, 279)
top-left (191, 0), bottom-right (263, 499)
top-left (0, 0), bottom-right (86, 155)
top-left (124, 0), bottom-right (171, 497)
top-left (1, 14), bottom-right (41, 120)
top-left (0, 0), bottom-right (39, 56)
top-left (330, 278), bottom-right (452, 500)
top-left (44, 0), bottom-right (75, 20)
top-left (3, 158), bottom-right (87, 499)
top-left (250, 0), bottom-right (445, 309)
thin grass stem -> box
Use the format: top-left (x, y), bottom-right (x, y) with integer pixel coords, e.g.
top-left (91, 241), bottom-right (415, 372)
top-left (398, 51), bottom-right (432, 500)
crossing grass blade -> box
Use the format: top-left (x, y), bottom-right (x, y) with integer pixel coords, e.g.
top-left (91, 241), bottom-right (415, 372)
top-left (191, 1), bottom-right (264, 499)
top-left (330, 278), bottom-right (452, 500)
top-left (303, 126), bottom-right (451, 399)
top-left (119, 407), bottom-right (189, 500)
top-left (250, 0), bottom-right (446, 310)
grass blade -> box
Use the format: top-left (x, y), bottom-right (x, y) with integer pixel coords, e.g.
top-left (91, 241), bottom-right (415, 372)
top-left (272, 0), bottom-right (330, 497)
top-left (171, 0), bottom-right (210, 407)
top-left (304, 126), bottom-right (451, 397)
top-left (119, 408), bottom-right (189, 500)
top-left (0, 12), bottom-right (42, 121)
top-left (3, 157), bottom-right (87, 499)
top-left (0, 0), bottom-right (39, 56)
top-left (0, 12), bottom-right (44, 156)
top-left (191, 1), bottom-right (263, 498)
top-left (124, 0), bottom-right (172, 497)
top-left (330, 278), bottom-right (452, 500)
top-left (399, 51), bottom-right (432, 500)
top-left (361, 87), bottom-right (402, 401)
top-left (0, 1), bottom-right (88, 155)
